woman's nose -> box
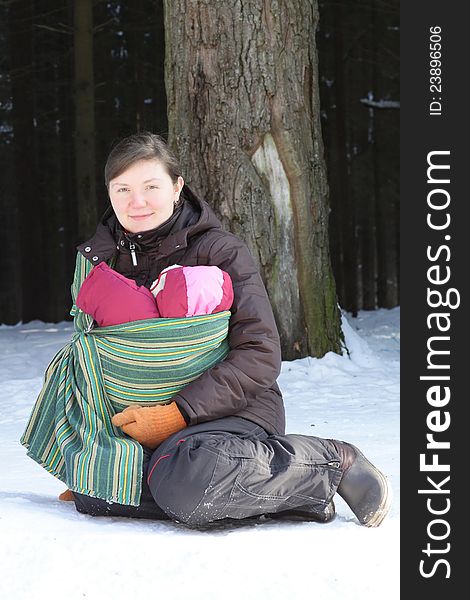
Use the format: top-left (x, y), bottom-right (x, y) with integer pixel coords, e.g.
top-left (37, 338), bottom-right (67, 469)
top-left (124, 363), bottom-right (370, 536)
top-left (129, 192), bottom-right (147, 206)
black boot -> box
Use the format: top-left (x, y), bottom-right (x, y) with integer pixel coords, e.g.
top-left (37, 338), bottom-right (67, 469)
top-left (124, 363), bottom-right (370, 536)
top-left (266, 500), bottom-right (336, 523)
top-left (328, 440), bottom-right (392, 527)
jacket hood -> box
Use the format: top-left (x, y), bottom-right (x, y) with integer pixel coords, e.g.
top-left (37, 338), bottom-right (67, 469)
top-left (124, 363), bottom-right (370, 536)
top-left (76, 184), bottom-right (223, 264)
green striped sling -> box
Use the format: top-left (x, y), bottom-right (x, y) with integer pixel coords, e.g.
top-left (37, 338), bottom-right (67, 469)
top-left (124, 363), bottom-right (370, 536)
top-left (20, 250), bottom-right (230, 506)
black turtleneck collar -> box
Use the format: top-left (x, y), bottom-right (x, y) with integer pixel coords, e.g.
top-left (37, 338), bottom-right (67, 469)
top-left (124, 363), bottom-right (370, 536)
top-left (107, 195), bottom-right (200, 253)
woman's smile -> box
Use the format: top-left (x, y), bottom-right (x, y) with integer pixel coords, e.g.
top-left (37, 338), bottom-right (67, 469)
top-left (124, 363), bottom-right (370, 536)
top-left (130, 213), bottom-right (154, 220)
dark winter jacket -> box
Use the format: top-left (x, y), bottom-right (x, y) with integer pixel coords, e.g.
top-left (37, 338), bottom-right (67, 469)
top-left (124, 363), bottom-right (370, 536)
top-left (76, 184), bottom-right (286, 436)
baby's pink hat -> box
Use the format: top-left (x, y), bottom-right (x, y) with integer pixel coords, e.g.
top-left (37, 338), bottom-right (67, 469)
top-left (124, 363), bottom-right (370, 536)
top-left (150, 265), bottom-right (234, 318)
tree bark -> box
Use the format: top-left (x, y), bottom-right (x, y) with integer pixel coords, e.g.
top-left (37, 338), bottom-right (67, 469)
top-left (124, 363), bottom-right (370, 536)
top-left (163, 0), bottom-right (344, 359)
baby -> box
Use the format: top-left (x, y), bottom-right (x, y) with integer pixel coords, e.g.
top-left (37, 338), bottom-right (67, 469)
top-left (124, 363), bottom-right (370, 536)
top-left (76, 262), bottom-right (234, 327)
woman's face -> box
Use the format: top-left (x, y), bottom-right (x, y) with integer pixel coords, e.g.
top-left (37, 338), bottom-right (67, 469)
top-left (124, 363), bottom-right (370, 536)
top-left (108, 159), bottom-right (184, 233)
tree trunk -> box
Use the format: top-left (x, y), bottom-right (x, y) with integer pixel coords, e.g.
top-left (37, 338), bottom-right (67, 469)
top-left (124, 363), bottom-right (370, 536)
top-left (317, 0), bottom-right (399, 313)
top-left (1, 2), bottom-right (19, 323)
top-left (154, 0), bottom-right (168, 138)
top-left (163, 0), bottom-right (344, 359)
top-left (373, 2), bottom-right (399, 308)
top-left (33, 0), bottom-right (70, 322)
top-left (73, 0), bottom-right (97, 241)
top-left (9, 0), bottom-right (45, 323)
top-left (332, 2), bottom-right (359, 316)
top-left (126, 0), bottom-right (146, 131)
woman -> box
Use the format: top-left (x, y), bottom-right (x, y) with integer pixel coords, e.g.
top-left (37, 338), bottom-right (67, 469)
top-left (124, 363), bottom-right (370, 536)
top-left (62, 131), bottom-right (391, 527)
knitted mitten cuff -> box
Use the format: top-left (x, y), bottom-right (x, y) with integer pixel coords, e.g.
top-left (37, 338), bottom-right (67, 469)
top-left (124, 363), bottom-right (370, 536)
top-left (111, 401), bottom-right (188, 449)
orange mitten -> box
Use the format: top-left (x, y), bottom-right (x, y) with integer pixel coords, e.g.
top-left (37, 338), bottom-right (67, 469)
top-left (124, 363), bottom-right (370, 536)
top-left (111, 402), bottom-right (187, 449)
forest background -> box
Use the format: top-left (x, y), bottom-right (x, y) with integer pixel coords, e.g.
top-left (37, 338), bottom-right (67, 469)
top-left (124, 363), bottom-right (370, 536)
top-left (0, 0), bottom-right (399, 360)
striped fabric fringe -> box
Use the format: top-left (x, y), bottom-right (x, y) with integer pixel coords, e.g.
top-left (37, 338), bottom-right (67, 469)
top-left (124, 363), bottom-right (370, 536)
top-left (20, 251), bottom-right (230, 506)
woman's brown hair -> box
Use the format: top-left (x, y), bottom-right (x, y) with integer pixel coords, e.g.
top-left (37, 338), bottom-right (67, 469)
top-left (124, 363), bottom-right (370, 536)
top-left (104, 132), bottom-right (182, 189)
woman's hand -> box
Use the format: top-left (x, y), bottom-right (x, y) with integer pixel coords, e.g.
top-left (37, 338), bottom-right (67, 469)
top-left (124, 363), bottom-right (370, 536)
top-left (111, 402), bottom-right (187, 449)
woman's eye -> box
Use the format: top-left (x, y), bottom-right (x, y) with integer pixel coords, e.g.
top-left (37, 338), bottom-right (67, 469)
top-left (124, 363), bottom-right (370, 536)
top-left (116, 185), bottom-right (158, 192)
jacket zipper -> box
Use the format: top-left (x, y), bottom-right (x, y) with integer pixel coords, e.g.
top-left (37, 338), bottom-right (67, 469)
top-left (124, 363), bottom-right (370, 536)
top-left (129, 241), bottom-right (138, 266)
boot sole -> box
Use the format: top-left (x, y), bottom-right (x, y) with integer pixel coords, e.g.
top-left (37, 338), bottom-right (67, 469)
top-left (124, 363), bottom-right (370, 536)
top-left (350, 444), bottom-right (393, 528)
top-left (365, 474), bottom-right (392, 527)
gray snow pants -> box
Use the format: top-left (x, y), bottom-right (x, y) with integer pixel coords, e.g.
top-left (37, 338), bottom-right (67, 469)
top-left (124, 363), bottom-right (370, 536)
top-left (72, 416), bottom-right (343, 526)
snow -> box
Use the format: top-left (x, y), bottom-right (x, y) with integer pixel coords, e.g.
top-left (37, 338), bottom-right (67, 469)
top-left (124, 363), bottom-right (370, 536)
top-left (0, 307), bottom-right (400, 599)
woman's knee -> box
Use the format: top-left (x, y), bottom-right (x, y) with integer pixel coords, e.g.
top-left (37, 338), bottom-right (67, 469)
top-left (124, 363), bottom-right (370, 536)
top-left (147, 438), bottom-right (229, 525)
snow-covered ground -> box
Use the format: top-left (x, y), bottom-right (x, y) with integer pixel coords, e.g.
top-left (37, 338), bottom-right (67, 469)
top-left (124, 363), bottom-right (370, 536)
top-left (0, 307), bottom-right (399, 600)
